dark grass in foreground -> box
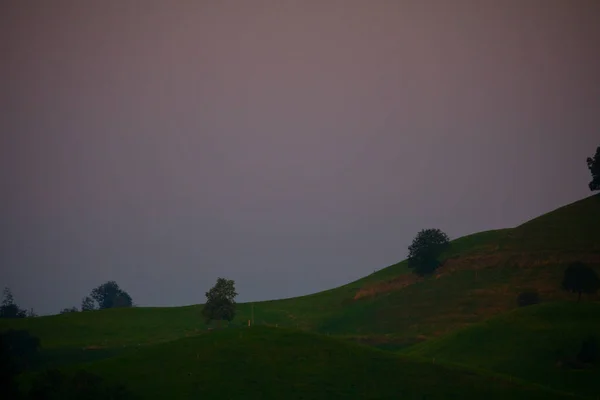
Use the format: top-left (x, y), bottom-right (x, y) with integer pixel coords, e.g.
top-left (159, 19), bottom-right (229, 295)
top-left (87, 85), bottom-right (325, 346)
top-left (33, 326), bottom-right (574, 400)
top-left (404, 302), bottom-right (600, 399)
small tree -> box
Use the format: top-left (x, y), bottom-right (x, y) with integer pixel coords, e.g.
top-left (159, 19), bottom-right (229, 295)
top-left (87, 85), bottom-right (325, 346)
top-left (60, 306), bottom-right (79, 314)
top-left (0, 287), bottom-right (27, 319)
top-left (562, 262), bottom-right (600, 302)
top-left (587, 146), bottom-right (600, 191)
top-left (407, 229), bottom-right (450, 275)
top-left (89, 281), bottom-right (133, 310)
top-left (81, 296), bottom-right (96, 311)
top-left (202, 278), bottom-right (237, 328)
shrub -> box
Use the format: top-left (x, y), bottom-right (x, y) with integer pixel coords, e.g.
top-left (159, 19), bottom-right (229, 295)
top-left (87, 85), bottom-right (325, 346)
top-left (561, 261), bottom-right (599, 302)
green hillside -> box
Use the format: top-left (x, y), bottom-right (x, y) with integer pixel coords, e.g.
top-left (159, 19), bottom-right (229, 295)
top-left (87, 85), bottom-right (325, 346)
top-left (2, 195), bottom-right (599, 350)
top-left (26, 326), bottom-right (573, 400)
top-left (404, 302), bottom-right (600, 398)
top-left (2, 194), bottom-right (600, 398)
top-left (318, 193), bottom-right (600, 345)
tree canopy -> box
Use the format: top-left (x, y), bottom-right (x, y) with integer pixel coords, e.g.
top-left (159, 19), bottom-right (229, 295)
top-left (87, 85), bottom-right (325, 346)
top-left (81, 296), bottom-right (96, 311)
top-left (60, 306), bottom-right (79, 314)
top-left (89, 281), bottom-right (133, 310)
top-left (561, 262), bottom-right (600, 302)
top-left (0, 287), bottom-right (27, 319)
top-left (407, 228), bottom-right (450, 275)
top-left (587, 146), bottom-right (600, 191)
top-left (202, 278), bottom-right (237, 327)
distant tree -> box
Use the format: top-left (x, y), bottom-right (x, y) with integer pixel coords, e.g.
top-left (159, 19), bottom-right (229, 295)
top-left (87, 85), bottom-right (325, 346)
top-left (112, 293), bottom-right (133, 308)
top-left (202, 278), bottom-right (237, 328)
top-left (407, 229), bottom-right (451, 275)
top-left (89, 281), bottom-right (133, 310)
top-left (2, 287), bottom-right (14, 305)
top-left (517, 291), bottom-right (540, 307)
top-left (562, 262), bottom-right (600, 302)
top-left (81, 296), bottom-right (96, 311)
top-left (60, 306), bottom-right (79, 314)
top-left (587, 146), bottom-right (600, 191)
top-left (0, 287), bottom-right (27, 319)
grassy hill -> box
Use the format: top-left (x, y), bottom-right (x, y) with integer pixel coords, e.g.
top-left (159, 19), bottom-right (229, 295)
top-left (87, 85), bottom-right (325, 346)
top-left (404, 302), bottom-right (600, 399)
top-left (2, 194), bottom-right (599, 350)
top-left (2, 193), bottom-right (600, 398)
top-left (22, 326), bottom-right (574, 400)
top-left (316, 193), bottom-right (600, 345)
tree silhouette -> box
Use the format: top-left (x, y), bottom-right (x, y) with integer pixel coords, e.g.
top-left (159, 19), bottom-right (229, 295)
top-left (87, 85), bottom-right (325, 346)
top-left (89, 281), bottom-right (133, 310)
top-left (587, 146), bottom-right (600, 191)
top-left (81, 296), bottom-right (96, 311)
top-left (202, 278), bottom-right (237, 328)
top-left (407, 229), bottom-right (450, 275)
top-left (0, 287), bottom-right (27, 319)
top-left (562, 262), bottom-right (600, 302)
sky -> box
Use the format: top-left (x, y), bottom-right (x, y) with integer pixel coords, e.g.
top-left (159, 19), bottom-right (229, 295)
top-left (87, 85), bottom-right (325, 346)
top-left (1, 0), bottom-right (599, 315)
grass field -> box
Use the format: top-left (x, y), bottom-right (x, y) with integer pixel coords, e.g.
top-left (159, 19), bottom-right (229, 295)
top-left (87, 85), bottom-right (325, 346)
top-left (2, 193), bottom-right (600, 399)
top-left (21, 326), bottom-right (576, 400)
top-left (404, 302), bottom-right (600, 398)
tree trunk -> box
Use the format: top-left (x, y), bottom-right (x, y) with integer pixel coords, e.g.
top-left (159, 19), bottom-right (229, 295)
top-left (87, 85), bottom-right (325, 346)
top-left (578, 291), bottom-right (582, 303)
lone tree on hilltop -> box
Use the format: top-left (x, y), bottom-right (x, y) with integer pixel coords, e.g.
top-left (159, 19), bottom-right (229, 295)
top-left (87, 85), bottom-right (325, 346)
top-left (202, 278), bottom-right (237, 328)
top-left (587, 146), bottom-right (600, 191)
top-left (562, 262), bottom-right (599, 302)
top-left (88, 281), bottom-right (133, 310)
top-left (0, 287), bottom-right (27, 319)
top-left (407, 228), bottom-right (450, 275)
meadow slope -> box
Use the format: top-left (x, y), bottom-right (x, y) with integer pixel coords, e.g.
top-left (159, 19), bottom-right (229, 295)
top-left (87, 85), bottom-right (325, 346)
top-left (35, 326), bottom-right (575, 400)
top-left (2, 194), bottom-right (599, 351)
top-left (404, 302), bottom-right (600, 399)
top-left (2, 194), bottom-right (599, 399)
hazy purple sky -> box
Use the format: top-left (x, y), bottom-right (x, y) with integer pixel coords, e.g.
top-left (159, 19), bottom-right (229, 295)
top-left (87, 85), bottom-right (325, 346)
top-left (1, 1), bottom-right (599, 315)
